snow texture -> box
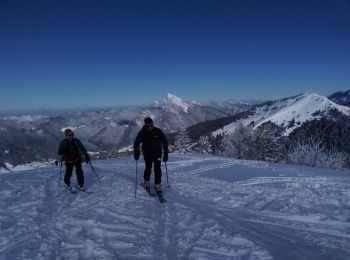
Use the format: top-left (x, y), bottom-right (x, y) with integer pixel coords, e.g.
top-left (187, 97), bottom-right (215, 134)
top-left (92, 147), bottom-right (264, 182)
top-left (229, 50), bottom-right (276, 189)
top-left (0, 154), bottom-right (349, 259)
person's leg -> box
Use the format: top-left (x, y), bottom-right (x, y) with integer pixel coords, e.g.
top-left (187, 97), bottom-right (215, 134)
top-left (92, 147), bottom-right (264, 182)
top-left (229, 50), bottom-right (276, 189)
top-left (144, 157), bottom-right (152, 188)
top-left (153, 158), bottom-right (162, 185)
top-left (144, 158), bottom-right (152, 181)
top-left (75, 161), bottom-right (84, 187)
top-left (64, 163), bottom-right (74, 186)
top-left (154, 158), bottom-right (162, 193)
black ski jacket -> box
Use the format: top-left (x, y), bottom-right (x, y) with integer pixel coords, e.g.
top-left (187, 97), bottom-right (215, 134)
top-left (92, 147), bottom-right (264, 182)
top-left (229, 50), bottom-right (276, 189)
top-left (133, 126), bottom-right (168, 159)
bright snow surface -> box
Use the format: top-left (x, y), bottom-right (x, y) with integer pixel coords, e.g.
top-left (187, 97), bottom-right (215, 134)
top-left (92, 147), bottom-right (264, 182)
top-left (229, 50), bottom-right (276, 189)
top-left (1, 154), bottom-right (349, 259)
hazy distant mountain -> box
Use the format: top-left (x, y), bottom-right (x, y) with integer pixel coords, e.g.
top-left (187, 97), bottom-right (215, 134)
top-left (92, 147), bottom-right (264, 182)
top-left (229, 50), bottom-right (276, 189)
top-left (205, 99), bottom-right (253, 115)
top-left (0, 94), bottom-right (228, 168)
top-left (328, 90), bottom-right (350, 107)
top-left (0, 106), bottom-right (144, 168)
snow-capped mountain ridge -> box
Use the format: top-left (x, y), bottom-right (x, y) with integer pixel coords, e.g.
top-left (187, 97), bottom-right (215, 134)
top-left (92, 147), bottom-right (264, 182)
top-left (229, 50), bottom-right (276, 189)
top-left (137, 93), bottom-right (228, 132)
top-left (153, 93), bottom-right (202, 114)
top-left (215, 93), bottom-right (350, 136)
top-left (255, 93), bottom-right (350, 132)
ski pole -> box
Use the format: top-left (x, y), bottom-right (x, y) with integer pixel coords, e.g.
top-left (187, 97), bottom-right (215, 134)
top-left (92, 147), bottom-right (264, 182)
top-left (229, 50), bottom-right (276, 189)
top-left (89, 161), bottom-right (101, 182)
top-left (135, 160), bottom-right (138, 198)
top-left (59, 161), bottom-right (63, 181)
top-left (165, 162), bottom-right (169, 187)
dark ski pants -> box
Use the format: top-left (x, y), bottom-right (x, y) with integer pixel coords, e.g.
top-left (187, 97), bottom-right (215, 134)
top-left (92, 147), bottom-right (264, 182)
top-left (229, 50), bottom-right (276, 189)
top-left (64, 160), bottom-right (84, 186)
top-left (144, 157), bottom-right (162, 185)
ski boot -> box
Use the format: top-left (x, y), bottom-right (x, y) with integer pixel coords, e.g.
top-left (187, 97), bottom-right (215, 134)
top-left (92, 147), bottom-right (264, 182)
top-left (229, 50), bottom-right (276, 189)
top-left (144, 181), bottom-right (151, 192)
top-left (155, 183), bottom-right (162, 195)
top-left (77, 184), bottom-right (85, 192)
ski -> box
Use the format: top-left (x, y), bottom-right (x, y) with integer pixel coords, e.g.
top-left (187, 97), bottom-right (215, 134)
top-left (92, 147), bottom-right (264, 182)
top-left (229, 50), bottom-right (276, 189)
top-left (140, 183), bottom-right (166, 202)
top-left (69, 187), bottom-right (78, 194)
top-left (55, 189), bottom-right (74, 198)
top-left (76, 186), bottom-right (86, 192)
top-left (77, 188), bottom-right (93, 194)
top-left (74, 185), bottom-right (94, 193)
top-left (157, 192), bottom-right (166, 203)
top-left (140, 183), bottom-right (156, 196)
top-left (55, 185), bottom-right (83, 198)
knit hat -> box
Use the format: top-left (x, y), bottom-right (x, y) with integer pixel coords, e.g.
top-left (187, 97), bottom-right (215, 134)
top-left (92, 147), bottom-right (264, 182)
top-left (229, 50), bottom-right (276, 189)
top-left (144, 117), bottom-right (153, 124)
top-left (64, 129), bottom-right (74, 136)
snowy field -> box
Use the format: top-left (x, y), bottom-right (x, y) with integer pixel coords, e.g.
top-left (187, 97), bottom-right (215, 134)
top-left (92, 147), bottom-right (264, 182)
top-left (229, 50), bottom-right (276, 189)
top-left (1, 154), bottom-right (350, 260)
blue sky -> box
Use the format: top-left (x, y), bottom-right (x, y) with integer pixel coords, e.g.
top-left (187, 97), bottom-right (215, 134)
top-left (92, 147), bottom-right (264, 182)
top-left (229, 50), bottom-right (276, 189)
top-left (0, 0), bottom-right (349, 111)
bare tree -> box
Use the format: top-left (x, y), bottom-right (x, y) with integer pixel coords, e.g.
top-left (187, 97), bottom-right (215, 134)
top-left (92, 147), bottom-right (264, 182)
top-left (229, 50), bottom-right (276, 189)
top-left (288, 137), bottom-right (348, 169)
top-left (174, 128), bottom-right (192, 153)
top-left (196, 135), bottom-right (212, 154)
top-left (222, 123), bottom-right (256, 159)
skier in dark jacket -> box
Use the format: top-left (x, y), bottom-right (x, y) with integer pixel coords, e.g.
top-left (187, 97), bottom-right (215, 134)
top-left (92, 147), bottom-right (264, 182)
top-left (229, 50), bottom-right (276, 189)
top-left (58, 129), bottom-right (90, 191)
top-left (133, 117), bottom-right (168, 194)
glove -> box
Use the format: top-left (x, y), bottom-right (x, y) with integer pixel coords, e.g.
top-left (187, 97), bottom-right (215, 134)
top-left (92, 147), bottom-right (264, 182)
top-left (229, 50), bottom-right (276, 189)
top-left (85, 154), bottom-right (90, 164)
top-left (134, 149), bottom-right (140, 160)
top-left (54, 160), bottom-right (59, 166)
top-left (163, 152), bottom-right (168, 162)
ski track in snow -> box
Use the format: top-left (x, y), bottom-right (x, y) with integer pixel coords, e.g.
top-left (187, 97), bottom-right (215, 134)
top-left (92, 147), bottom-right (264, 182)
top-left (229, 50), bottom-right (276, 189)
top-left (0, 154), bottom-right (350, 259)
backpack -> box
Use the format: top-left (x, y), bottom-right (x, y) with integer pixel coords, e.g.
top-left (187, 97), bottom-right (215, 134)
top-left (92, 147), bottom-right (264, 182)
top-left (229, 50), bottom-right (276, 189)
top-left (63, 139), bottom-right (82, 163)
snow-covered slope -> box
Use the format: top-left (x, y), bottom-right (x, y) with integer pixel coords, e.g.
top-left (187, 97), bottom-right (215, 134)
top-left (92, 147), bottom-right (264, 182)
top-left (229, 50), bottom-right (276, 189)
top-left (1, 154), bottom-right (349, 259)
top-left (215, 93), bottom-right (350, 136)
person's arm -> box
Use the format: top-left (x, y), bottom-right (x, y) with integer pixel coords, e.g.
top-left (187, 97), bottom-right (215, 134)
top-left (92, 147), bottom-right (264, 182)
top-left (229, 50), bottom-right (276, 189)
top-left (133, 130), bottom-right (143, 150)
top-left (133, 130), bottom-right (143, 160)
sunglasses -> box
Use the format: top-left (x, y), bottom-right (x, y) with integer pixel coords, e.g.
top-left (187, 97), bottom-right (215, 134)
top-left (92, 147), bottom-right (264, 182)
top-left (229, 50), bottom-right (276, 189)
top-left (66, 134), bottom-right (74, 137)
top-left (145, 124), bottom-right (153, 127)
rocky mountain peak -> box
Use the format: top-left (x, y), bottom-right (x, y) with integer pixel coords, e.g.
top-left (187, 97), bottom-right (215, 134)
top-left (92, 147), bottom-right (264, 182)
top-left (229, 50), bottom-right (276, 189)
top-left (151, 93), bottom-right (201, 113)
